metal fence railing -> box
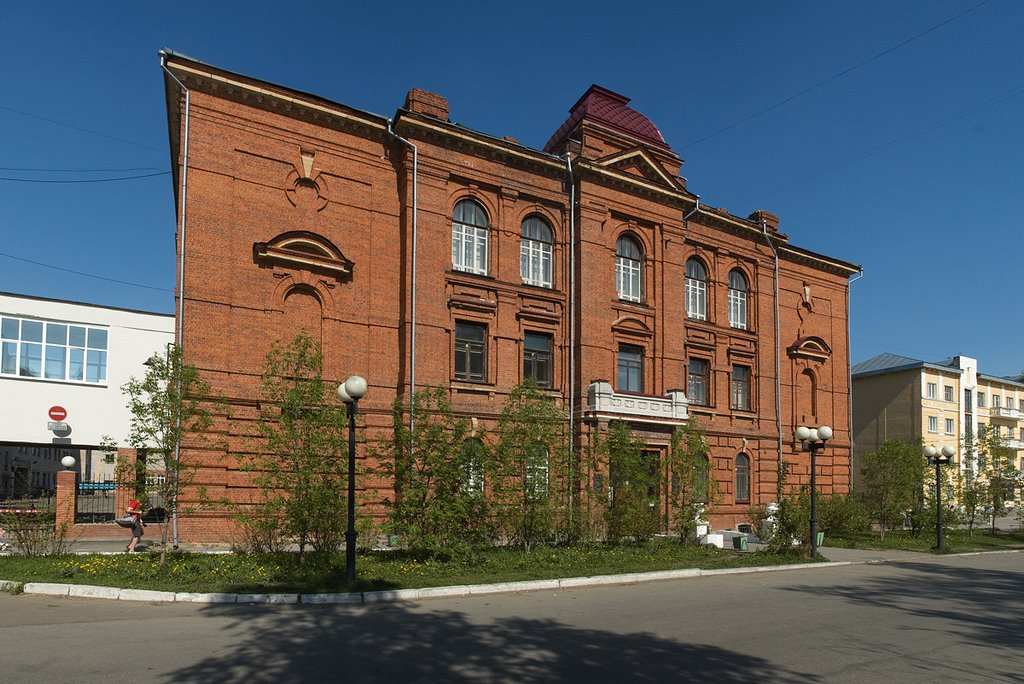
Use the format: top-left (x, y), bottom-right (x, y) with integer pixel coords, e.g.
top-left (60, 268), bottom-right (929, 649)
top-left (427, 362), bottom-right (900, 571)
top-left (74, 478), bottom-right (168, 524)
top-left (75, 479), bottom-right (118, 523)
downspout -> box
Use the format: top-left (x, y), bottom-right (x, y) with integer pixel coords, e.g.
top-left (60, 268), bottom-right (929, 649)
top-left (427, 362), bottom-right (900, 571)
top-left (387, 121), bottom-right (419, 444)
top-left (761, 222), bottom-right (783, 500)
top-left (683, 195), bottom-right (700, 224)
top-left (847, 268), bottom-right (864, 490)
top-left (160, 52), bottom-right (189, 550)
top-left (566, 153), bottom-right (576, 531)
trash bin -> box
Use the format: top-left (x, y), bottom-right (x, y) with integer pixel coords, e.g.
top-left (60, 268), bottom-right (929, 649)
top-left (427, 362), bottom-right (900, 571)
top-left (732, 536), bottom-right (748, 550)
top-left (816, 532), bottom-right (825, 547)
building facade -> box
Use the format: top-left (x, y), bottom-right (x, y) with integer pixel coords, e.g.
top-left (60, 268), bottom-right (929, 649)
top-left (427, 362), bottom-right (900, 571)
top-left (161, 53), bottom-right (858, 540)
top-left (0, 292), bottom-right (174, 498)
top-left (852, 352), bottom-right (1024, 486)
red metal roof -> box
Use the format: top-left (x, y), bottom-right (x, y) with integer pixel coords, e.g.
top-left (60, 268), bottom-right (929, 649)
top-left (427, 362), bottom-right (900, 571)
top-left (544, 85), bottom-right (669, 153)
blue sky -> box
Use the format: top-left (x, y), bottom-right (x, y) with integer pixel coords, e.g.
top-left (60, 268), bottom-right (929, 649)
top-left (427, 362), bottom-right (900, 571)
top-left (3, 1), bottom-right (1022, 375)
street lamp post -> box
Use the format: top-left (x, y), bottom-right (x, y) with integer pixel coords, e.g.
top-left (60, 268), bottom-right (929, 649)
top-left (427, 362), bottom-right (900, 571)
top-left (924, 445), bottom-right (955, 550)
top-left (795, 425), bottom-right (833, 559)
top-left (337, 375), bottom-right (368, 586)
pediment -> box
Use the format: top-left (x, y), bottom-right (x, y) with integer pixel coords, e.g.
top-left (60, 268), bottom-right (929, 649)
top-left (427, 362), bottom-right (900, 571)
top-left (254, 231), bottom-right (353, 281)
top-left (787, 336), bottom-right (832, 361)
top-left (595, 147), bottom-right (682, 192)
top-left (611, 315), bottom-right (653, 339)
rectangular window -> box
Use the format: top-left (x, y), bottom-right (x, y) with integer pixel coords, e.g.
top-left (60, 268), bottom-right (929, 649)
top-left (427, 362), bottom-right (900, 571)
top-left (1009, 427), bottom-right (1015, 439)
top-left (688, 358), bottom-right (710, 406)
top-left (945, 419), bottom-right (955, 435)
top-left (944, 385), bottom-right (954, 402)
top-left (1009, 397), bottom-right (1016, 411)
top-left (964, 389), bottom-right (973, 412)
top-left (617, 345), bottom-right (643, 393)
top-left (731, 365), bottom-right (751, 411)
top-left (728, 288), bottom-right (747, 330)
top-left (523, 331), bottom-right (553, 388)
top-left (994, 395), bottom-right (1001, 409)
top-left (978, 392), bottom-right (986, 407)
top-left (0, 315), bottom-right (107, 384)
top-left (928, 416), bottom-right (938, 433)
top-left (452, 225), bottom-right (488, 275)
top-left (454, 321), bottom-right (487, 382)
top-left (926, 382), bottom-right (936, 399)
top-left (685, 278), bottom-right (707, 320)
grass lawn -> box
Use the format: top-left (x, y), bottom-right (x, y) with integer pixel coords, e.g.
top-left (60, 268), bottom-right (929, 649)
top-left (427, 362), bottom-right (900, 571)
top-left (825, 528), bottom-right (1024, 554)
top-left (0, 542), bottom-right (815, 594)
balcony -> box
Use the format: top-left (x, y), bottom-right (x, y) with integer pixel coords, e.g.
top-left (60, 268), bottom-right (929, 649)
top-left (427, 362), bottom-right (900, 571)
top-left (585, 381), bottom-right (689, 425)
top-left (989, 407), bottom-right (1020, 421)
top-left (1002, 438), bottom-right (1024, 450)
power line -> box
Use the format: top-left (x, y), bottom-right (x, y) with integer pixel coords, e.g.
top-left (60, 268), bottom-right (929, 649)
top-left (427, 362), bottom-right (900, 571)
top-left (0, 171), bottom-right (170, 184)
top-left (0, 166), bottom-right (165, 173)
top-left (0, 250), bottom-right (174, 293)
top-left (738, 81), bottom-right (1024, 206)
top-left (0, 104), bottom-right (167, 154)
top-left (680, 0), bottom-right (994, 150)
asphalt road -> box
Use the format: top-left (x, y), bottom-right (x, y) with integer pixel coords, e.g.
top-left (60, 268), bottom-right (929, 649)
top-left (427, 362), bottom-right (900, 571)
top-left (1, 552), bottom-right (1022, 683)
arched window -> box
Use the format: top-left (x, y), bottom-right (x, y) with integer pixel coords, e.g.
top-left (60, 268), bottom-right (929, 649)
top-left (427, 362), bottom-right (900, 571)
top-left (452, 199), bottom-right (489, 275)
top-left (735, 454), bottom-right (751, 503)
top-left (728, 269), bottom-right (748, 329)
top-left (461, 438), bottom-right (485, 495)
top-left (526, 444), bottom-right (549, 500)
top-left (616, 235), bottom-right (643, 302)
top-left (685, 258), bottom-right (707, 320)
top-left (520, 216), bottom-right (553, 288)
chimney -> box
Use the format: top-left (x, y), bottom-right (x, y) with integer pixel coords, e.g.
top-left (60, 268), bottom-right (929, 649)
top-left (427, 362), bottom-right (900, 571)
top-left (748, 210), bottom-right (780, 233)
top-left (404, 88), bottom-right (449, 121)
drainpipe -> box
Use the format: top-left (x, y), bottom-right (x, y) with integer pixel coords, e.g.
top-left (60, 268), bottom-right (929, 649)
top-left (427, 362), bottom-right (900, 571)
top-left (159, 51), bottom-right (190, 550)
top-left (386, 122), bottom-right (419, 444)
top-left (683, 195), bottom-right (700, 224)
top-left (847, 268), bottom-right (864, 490)
top-left (566, 153), bottom-right (576, 530)
top-left (760, 222), bottom-right (783, 500)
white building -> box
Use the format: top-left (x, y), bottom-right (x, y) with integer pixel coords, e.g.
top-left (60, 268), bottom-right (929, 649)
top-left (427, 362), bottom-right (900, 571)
top-left (0, 292), bottom-right (174, 498)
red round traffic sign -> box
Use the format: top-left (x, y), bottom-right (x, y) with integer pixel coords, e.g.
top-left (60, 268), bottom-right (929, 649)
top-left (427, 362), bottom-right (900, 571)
top-left (48, 406), bottom-right (67, 421)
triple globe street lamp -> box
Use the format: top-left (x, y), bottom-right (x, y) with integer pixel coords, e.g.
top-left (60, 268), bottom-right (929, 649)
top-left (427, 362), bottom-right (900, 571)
top-left (924, 444), bottom-right (955, 551)
top-left (795, 424), bottom-right (833, 559)
top-left (336, 375), bottom-right (368, 586)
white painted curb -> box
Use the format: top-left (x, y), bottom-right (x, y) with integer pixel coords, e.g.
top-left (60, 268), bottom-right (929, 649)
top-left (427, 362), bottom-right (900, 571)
top-left (6, 550), bottom-right (1017, 605)
top-left (175, 592), bottom-right (237, 603)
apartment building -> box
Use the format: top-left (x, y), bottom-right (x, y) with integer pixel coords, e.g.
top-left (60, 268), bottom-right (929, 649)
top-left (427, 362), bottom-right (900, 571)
top-left (852, 353), bottom-right (1024, 486)
top-left (161, 52), bottom-right (858, 540)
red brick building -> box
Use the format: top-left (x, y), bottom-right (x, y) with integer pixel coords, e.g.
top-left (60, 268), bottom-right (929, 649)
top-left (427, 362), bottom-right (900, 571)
top-left (161, 52), bottom-right (858, 541)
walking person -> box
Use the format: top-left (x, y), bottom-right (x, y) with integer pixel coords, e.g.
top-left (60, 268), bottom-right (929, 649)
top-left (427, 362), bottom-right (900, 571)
top-left (125, 499), bottom-right (145, 552)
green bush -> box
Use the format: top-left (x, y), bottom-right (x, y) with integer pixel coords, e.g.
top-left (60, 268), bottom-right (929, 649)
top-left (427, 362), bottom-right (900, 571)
top-left (817, 493), bottom-right (871, 541)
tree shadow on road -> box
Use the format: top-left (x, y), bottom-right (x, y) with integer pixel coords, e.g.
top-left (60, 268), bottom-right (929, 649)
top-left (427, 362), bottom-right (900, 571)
top-left (160, 599), bottom-right (821, 683)
top-left (781, 559), bottom-right (1024, 678)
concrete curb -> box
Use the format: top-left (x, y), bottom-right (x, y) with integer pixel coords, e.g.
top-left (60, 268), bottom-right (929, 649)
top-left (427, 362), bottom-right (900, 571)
top-left (4, 549), bottom-right (1018, 605)
top-left (2, 559), bottom-right (859, 605)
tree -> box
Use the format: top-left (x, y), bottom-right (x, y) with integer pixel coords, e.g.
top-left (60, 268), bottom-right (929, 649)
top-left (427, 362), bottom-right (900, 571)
top-left (666, 418), bottom-right (716, 543)
top-left (602, 420), bottom-right (659, 544)
top-left (107, 344), bottom-right (214, 565)
top-left (490, 382), bottom-right (568, 551)
top-left (860, 439), bottom-right (925, 540)
top-left (377, 387), bottom-right (489, 553)
top-left (975, 428), bottom-right (1020, 534)
top-left (241, 335), bottom-right (347, 562)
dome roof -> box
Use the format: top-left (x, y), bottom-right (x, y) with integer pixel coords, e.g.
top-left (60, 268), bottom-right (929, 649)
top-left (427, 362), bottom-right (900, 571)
top-left (544, 85), bottom-right (669, 153)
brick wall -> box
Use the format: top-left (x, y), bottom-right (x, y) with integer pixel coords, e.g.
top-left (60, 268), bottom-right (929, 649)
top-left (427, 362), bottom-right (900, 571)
top-left (163, 57), bottom-right (856, 542)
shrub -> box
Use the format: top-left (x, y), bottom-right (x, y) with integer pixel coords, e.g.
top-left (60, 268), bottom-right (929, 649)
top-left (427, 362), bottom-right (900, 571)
top-left (817, 493), bottom-right (871, 541)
